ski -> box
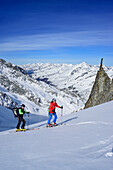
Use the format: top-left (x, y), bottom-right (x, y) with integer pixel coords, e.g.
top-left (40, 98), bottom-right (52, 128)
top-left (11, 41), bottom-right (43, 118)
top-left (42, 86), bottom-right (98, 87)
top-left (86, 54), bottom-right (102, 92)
top-left (9, 129), bottom-right (26, 133)
top-left (9, 127), bottom-right (40, 133)
top-left (46, 123), bottom-right (66, 128)
top-left (16, 129), bottom-right (26, 132)
top-left (27, 127), bottom-right (40, 131)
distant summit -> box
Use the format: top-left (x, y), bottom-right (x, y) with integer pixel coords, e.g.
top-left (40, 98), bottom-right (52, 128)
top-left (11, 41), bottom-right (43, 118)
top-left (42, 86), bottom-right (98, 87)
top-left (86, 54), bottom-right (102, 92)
top-left (85, 58), bottom-right (113, 109)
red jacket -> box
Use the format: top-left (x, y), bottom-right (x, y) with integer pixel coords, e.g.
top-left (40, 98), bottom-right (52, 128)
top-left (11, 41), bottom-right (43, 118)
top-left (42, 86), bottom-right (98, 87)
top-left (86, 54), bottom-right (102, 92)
top-left (49, 102), bottom-right (60, 113)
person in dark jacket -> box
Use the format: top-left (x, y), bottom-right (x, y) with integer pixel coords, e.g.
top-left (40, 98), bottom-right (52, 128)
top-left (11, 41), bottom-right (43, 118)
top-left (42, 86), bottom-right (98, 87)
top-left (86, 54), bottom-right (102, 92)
top-left (47, 98), bottom-right (63, 127)
top-left (16, 104), bottom-right (30, 129)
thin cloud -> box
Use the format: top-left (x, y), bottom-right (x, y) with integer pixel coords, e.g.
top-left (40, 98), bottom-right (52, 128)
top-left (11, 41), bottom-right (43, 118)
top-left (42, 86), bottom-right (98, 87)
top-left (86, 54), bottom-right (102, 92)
top-left (6, 58), bottom-right (82, 65)
top-left (0, 30), bottom-right (113, 51)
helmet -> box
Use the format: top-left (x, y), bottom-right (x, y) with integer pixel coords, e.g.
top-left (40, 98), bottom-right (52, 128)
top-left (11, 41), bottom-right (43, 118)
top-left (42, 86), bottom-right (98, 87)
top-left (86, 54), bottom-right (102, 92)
top-left (21, 104), bottom-right (25, 107)
top-left (52, 98), bottom-right (56, 102)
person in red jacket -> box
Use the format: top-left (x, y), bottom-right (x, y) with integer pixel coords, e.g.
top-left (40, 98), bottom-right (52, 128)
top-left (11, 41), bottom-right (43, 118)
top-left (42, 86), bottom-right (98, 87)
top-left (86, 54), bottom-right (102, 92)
top-left (47, 98), bottom-right (63, 127)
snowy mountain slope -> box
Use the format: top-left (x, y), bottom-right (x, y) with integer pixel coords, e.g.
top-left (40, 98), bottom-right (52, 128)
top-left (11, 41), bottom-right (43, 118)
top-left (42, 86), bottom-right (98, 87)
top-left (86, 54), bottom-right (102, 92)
top-left (0, 59), bottom-right (84, 115)
top-left (23, 62), bottom-right (113, 108)
top-left (0, 106), bottom-right (17, 131)
top-left (0, 101), bottom-right (113, 170)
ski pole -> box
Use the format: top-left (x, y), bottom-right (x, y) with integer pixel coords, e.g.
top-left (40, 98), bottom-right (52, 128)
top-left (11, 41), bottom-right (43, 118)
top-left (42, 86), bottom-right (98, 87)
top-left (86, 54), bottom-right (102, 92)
top-left (61, 107), bottom-right (63, 124)
top-left (27, 113), bottom-right (29, 130)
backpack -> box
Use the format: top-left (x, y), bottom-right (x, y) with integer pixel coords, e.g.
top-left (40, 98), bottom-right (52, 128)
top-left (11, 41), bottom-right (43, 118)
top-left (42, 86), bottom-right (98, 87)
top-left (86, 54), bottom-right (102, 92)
top-left (48, 101), bottom-right (53, 116)
top-left (12, 107), bottom-right (19, 117)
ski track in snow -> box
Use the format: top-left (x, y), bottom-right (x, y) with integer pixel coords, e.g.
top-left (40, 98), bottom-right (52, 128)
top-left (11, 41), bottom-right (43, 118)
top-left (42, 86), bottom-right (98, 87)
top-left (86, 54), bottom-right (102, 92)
top-left (81, 135), bottom-right (113, 158)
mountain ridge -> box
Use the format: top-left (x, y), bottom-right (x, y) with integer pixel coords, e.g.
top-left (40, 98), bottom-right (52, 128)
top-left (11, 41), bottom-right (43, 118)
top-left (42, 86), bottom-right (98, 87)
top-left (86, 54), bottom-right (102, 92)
top-left (0, 58), bottom-right (113, 116)
top-left (22, 61), bottom-right (113, 105)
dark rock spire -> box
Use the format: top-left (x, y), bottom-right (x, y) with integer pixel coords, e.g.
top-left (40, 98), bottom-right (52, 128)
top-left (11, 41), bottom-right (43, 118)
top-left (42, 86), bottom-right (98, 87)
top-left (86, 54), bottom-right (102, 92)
top-left (85, 59), bottom-right (113, 109)
top-left (99, 58), bottom-right (103, 70)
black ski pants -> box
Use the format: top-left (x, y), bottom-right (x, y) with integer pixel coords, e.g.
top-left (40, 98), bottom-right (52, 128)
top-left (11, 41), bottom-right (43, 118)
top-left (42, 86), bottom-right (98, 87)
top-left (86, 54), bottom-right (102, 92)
top-left (16, 115), bottom-right (26, 129)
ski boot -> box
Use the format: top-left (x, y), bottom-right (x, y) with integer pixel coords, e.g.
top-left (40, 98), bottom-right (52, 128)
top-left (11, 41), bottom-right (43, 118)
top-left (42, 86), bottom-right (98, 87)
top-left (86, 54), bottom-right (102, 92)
top-left (53, 123), bottom-right (57, 126)
top-left (16, 129), bottom-right (20, 132)
top-left (47, 124), bottom-right (52, 127)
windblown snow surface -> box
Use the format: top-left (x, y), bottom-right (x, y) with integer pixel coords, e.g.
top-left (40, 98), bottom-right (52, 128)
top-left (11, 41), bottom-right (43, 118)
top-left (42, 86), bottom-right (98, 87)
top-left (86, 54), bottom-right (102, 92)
top-left (0, 101), bottom-right (113, 170)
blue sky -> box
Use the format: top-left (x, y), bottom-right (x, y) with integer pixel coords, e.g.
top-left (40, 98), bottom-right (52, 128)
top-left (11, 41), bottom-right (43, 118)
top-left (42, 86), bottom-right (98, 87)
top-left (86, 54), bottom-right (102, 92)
top-left (0, 0), bottom-right (113, 66)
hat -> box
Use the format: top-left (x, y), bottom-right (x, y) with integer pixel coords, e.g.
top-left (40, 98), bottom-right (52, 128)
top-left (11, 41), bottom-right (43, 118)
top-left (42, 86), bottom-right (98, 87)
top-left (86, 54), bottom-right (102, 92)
top-left (21, 104), bottom-right (25, 107)
top-left (52, 98), bottom-right (56, 102)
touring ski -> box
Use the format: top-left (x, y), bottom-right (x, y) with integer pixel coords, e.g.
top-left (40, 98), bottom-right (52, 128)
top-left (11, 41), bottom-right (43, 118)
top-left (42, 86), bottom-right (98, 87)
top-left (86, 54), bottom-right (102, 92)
top-left (16, 129), bottom-right (26, 132)
top-left (46, 123), bottom-right (66, 128)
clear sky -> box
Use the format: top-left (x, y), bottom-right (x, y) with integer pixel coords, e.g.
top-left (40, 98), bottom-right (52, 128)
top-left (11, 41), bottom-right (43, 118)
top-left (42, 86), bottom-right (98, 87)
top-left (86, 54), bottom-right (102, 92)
top-left (0, 0), bottom-right (113, 66)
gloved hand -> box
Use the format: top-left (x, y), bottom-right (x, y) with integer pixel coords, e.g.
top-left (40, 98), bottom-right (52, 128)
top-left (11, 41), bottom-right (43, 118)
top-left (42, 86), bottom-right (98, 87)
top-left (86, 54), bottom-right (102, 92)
top-left (27, 112), bottom-right (30, 114)
top-left (60, 106), bottom-right (63, 109)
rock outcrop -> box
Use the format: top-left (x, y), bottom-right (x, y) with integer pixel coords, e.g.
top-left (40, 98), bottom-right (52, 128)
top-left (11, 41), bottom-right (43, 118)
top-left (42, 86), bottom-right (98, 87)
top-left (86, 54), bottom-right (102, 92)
top-left (0, 91), bottom-right (18, 108)
top-left (85, 58), bottom-right (113, 108)
top-left (0, 59), bottom-right (42, 106)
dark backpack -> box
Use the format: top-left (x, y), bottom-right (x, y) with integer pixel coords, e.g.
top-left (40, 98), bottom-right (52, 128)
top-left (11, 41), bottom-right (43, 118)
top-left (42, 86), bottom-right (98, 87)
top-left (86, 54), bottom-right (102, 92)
top-left (12, 107), bottom-right (19, 117)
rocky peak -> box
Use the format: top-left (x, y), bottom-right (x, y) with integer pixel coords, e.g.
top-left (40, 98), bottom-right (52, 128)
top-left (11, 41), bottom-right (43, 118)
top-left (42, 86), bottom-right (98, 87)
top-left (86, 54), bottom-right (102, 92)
top-left (85, 58), bottom-right (113, 108)
top-left (0, 59), bottom-right (27, 75)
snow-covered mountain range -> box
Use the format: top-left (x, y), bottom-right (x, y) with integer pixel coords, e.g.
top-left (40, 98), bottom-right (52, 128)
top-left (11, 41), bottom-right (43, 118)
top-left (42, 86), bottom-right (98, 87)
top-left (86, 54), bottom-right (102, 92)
top-left (0, 59), bottom-right (113, 116)
top-left (23, 62), bottom-right (113, 108)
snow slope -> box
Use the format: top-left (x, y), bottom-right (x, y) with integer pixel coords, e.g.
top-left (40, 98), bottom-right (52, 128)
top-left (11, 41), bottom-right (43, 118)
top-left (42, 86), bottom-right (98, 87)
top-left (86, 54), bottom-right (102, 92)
top-left (0, 101), bottom-right (113, 170)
